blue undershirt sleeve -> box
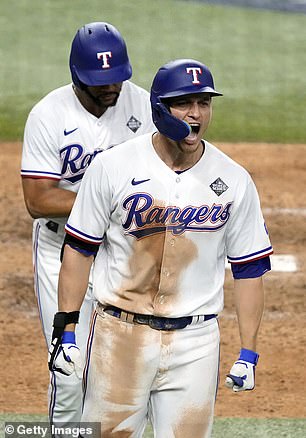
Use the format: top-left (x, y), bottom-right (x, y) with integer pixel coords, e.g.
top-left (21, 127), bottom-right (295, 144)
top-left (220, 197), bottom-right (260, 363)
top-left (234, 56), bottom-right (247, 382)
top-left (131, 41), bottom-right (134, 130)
top-left (231, 256), bottom-right (271, 279)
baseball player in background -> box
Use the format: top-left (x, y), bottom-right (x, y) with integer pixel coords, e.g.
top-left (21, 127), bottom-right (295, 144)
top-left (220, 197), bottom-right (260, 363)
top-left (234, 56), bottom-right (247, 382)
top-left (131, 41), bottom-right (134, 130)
top-left (21, 22), bottom-right (155, 430)
top-left (48, 59), bottom-right (273, 437)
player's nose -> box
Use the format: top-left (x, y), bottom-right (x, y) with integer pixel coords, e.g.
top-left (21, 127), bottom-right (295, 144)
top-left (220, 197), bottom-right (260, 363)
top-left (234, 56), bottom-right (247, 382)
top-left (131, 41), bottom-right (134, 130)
top-left (187, 102), bottom-right (201, 118)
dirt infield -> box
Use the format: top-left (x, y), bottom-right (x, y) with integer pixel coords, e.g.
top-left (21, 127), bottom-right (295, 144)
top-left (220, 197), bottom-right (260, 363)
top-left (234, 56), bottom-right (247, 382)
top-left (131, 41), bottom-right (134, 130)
top-left (0, 141), bottom-right (305, 417)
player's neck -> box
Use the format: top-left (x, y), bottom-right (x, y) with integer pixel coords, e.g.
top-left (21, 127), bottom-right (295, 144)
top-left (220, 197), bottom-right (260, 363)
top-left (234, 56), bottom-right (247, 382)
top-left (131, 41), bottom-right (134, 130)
top-left (152, 133), bottom-right (204, 172)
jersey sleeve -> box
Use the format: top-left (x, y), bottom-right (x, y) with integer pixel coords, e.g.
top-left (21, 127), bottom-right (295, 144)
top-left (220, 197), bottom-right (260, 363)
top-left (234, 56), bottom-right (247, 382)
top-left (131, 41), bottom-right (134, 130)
top-left (65, 155), bottom-right (112, 244)
top-left (226, 178), bottom-right (273, 264)
top-left (21, 111), bottom-right (61, 180)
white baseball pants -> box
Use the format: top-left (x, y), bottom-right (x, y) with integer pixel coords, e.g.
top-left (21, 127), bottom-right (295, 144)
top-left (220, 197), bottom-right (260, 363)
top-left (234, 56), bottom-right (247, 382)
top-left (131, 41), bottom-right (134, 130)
top-left (82, 306), bottom-right (220, 437)
top-left (33, 219), bottom-right (95, 427)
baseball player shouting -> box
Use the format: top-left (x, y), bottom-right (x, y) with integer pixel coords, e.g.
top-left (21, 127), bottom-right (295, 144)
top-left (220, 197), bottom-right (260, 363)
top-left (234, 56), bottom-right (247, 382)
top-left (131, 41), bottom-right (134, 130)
top-left (21, 22), bottom-right (155, 430)
top-left (49, 59), bottom-right (273, 437)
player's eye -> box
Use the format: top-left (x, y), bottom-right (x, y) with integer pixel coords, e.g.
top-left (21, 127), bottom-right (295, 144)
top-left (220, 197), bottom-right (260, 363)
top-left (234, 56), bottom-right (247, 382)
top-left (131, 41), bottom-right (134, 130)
top-left (199, 99), bottom-right (210, 106)
top-left (171, 99), bottom-right (189, 109)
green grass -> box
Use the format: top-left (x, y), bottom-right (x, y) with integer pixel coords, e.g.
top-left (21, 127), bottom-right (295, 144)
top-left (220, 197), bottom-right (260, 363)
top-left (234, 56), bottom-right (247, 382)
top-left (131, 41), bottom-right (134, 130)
top-left (1, 414), bottom-right (305, 437)
top-left (1, 0), bottom-right (306, 142)
top-left (213, 418), bottom-right (306, 437)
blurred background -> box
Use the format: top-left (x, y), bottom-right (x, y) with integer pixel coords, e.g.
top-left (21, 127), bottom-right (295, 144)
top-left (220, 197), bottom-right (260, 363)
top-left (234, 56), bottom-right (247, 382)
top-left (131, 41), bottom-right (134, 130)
top-left (1, 0), bottom-right (306, 143)
top-left (1, 1), bottom-right (306, 437)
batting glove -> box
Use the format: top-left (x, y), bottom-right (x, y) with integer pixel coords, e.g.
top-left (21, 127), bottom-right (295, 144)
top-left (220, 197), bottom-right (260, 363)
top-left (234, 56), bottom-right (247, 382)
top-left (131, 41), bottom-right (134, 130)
top-left (48, 331), bottom-right (84, 380)
top-left (225, 348), bottom-right (259, 392)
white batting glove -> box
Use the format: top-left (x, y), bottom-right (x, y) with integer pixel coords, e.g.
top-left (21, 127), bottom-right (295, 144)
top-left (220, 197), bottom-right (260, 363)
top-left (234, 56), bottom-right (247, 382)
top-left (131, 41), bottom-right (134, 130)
top-left (225, 348), bottom-right (259, 392)
top-left (52, 331), bottom-right (84, 380)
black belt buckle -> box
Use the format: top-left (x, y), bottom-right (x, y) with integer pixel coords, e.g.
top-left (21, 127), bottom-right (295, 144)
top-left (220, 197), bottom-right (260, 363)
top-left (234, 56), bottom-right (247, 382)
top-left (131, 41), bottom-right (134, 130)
top-left (134, 314), bottom-right (179, 330)
top-left (133, 314), bottom-right (149, 326)
top-left (149, 317), bottom-right (169, 330)
top-left (148, 316), bottom-right (191, 331)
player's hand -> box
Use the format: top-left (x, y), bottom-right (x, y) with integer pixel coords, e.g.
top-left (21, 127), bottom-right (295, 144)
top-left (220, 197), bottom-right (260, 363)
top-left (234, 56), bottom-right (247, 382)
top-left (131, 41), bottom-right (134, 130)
top-left (48, 331), bottom-right (84, 379)
top-left (225, 348), bottom-right (259, 392)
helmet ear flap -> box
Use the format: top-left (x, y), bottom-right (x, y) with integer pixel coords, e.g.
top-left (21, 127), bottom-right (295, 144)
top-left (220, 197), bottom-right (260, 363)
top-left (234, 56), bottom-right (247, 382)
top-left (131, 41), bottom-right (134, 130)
top-left (71, 66), bottom-right (87, 90)
top-left (71, 65), bottom-right (82, 89)
top-left (152, 102), bottom-right (191, 141)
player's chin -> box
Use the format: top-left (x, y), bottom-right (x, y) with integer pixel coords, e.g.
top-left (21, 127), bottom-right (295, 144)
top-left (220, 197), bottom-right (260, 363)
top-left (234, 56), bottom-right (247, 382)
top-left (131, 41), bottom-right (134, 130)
top-left (97, 93), bottom-right (120, 107)
top-left (182, 131), bottom-right (201, 147)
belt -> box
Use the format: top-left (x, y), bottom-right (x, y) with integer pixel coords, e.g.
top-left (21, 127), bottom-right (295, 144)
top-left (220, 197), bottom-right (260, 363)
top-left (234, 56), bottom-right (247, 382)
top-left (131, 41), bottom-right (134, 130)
top-left (103, 305), bottom-right (216, 331)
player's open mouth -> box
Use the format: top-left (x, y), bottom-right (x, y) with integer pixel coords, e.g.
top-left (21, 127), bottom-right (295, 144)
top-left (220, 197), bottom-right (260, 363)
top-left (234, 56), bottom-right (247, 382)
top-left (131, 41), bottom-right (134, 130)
top-left (189, 123), bottom-right (200, 134)
top-left (184, 123), bottom-right (201, 142)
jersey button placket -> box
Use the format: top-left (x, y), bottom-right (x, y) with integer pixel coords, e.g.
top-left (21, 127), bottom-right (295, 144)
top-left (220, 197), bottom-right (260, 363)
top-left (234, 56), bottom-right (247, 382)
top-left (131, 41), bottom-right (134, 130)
top-left (154, 237), bottom-right (176, 313)
top-left (153, 187), bottom-right (171, 312)
top-left (159, 294), bottom-right (165, 305)
top-left (175, 176), bottom-right (181, 199)
top-left (154, 179), bottom-right (179, 313)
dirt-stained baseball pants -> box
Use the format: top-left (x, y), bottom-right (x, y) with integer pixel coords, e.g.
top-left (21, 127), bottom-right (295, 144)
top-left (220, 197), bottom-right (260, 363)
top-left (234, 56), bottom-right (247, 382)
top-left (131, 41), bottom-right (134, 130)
top-left (82, 305), bottom-right (220, 438)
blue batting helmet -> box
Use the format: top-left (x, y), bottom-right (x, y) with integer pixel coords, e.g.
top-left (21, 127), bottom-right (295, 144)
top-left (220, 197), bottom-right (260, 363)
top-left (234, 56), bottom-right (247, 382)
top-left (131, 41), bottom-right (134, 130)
top-left (150, 59), bottom-right (222, 141)
top-left (69, 22), bottom-right (132, 88)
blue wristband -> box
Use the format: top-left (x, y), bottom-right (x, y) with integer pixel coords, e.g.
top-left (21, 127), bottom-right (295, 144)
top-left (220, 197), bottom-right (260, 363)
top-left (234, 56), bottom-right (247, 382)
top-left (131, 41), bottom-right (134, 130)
top-left (239, 348), bottom-right (259, 365)
top-left (62, 331), bottom-right (76, 344)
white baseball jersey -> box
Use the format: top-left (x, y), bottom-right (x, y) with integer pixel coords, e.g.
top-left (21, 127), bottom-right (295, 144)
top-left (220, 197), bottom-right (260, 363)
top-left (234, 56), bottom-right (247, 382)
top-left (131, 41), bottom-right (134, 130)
top-left (20, 81), bottom-right (155, 427)
top-left (21, 81), bottom-right (155, 230)
top-left (66, 132), bottom-right (273, 317)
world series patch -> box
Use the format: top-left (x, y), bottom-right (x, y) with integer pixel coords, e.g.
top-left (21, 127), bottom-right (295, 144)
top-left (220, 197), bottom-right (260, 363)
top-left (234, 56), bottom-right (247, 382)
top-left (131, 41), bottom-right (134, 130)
top-left (127, 115), bottom-right (142, 133)
top-left (210, 177), bottom-right (228, 196)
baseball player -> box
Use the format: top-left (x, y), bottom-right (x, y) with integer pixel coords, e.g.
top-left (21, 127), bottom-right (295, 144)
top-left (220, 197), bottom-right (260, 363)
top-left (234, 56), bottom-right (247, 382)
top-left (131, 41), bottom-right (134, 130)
top-left (20, 22), bottom-right (155, 429)
top-left (49, 59), bottom-right (273, 437)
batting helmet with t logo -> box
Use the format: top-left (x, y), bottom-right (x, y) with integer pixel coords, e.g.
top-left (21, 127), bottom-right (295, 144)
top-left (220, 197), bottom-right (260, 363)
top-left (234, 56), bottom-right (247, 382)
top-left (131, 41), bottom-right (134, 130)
top-left (150, 59), bottom-right (222, 141)
top-left (69, 22), bottom-right (132, 88)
